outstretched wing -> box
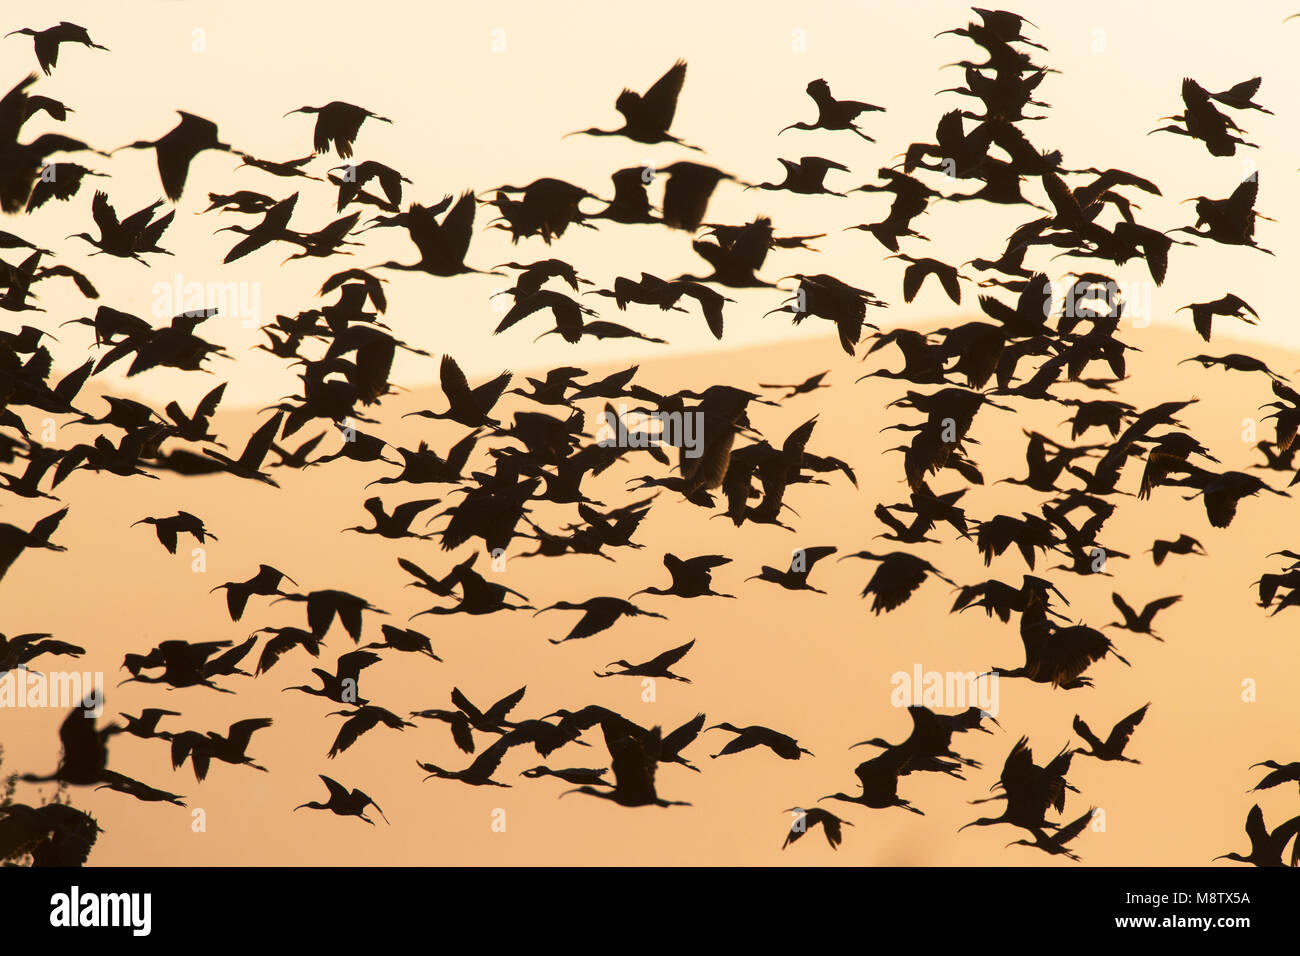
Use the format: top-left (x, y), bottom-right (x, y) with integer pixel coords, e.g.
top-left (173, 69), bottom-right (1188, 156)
top-left (1105, 702), bottom-right (1149, 752)
top-left (636, 60), bottom-right (687, 131)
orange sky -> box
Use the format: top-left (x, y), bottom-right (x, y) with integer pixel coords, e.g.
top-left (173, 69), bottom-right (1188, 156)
top-left (5, 328), bottom-right (1299, 865)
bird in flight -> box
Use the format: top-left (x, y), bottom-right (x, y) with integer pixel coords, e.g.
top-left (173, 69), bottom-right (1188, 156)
top-left (566, 60), bottom-right (700, 150)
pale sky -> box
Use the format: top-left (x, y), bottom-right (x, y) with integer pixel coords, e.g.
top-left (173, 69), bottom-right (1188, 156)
top-left (8, 0), bottom-right (1300, 408)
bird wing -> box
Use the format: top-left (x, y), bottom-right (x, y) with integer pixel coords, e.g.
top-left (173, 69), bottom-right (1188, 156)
top-left (1054, 807), bottom-right (1096, 845)
top-left (468, 737), bottom-right (513, 778)
top-left (1243, 803), bottom-right (1269, 852)
top-left (801, 545), bottom-right (839, 570)
top-left (207, 636), bottom-right (256, 675)
top-left (191, 382), bottom-right (227, 427)
top-left (937, 263), bottom-right (962, 304)
top-left (731, 218), bottom-right (772, 272)
top-left (29, 507), bottom-right (69, 545)
top-left (449, 713), bottom-right (475, 754)
top-left (438, 190), bottom-right (478, 263)
top-left (471, 370), bottom-right (513, 414)
top-left (397, 557), bottom-right (441, 590)
top-left (319, 774), bottom-right (350, 802)
top-left (637, 60), bottom-right (687, 131)
top-left (329, 710), bottom-right (375, 758)
top-left (1225, 178), bottom-right (1259, 226)
top-left (449, 687), bottom-right (484, 722)
top-left (605, 722), bottom-right (658, 803)
top-left (336, 649), bottom-right (382, 682)
top-left (237, 411), bottom-right (284, 470)
top-left (1071, 715), bottom-right (1104, 752)
top-left (661, 712), bottom-right (706, 755)
top-left (438, 354), bottom-right (474, 410)
top-left (90, 190), bottom-right (118, 235)
top-left (312, 210), bottom-right (360, 247)
top-left (1215, 77), bottom-right (1262, 103)
top-left (1142, 595), bottom-right (1182, 617)
top-left (900, 263), bottom-right (925, 304)
top-left (486, 685), bottom-right (527, 723)
top-left (682, 553), bottom-right (731, 574)
top-left (647, 639), bottom-right (695, 669)
top-left (390, 498), bottom-right (442, 527)
top-left (1271, 812), bottom-right (1300, 866)
top-left (225, 717), bottom-right (272, 751)
top-left (495, 293), bottom-right (554, 335)
top-left (57, 704), bottom-right (102, 773)
top-left (131, 200), bottom-right (172, 248)
top-left (1105, 703), bottom-right (1149, 752)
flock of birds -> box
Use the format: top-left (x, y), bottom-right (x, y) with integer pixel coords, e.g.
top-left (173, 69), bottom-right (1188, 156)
top-left (1, 10), bottom-right (1299, 867)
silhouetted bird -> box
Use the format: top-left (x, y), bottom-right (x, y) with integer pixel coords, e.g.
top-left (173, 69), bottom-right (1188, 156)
top-left (132, 511), bottom-right (217, 555)
top-left (6, 22), bottom-right (107, 75)
top-left (0, 506), bottom-right (67, 583)
top-left (295, 775), bottom-right (388, 824)
top-left (418, 736), bottom-right (514, 788)
top-left (273, 588), bottom-right (388, 641)
top-left (405, 355), bottom-right (511, 427)
top-left (566, 60), bottom-right (699, 150)
top-left (987, 622), bottom-right (1129, 690)
top-left (168, 718), bottom-right (272, 782)
top-left (283, 650), bottom-right (381, 706)
top-left (596, 639), bottom-right (695, 682)
top-left (631, 553), bottom-right (734, 600)
top-left (285, 102), bottom-right (391, 158)
top-left (520, 766), bottom-right (611, 787)
top-left (327, 705), bottom-right (413, 758)
top-left (746, 545), bottom-right (837, 593)
top-left (375, 192), bottom-right (498, 277)
top-left (1006, 807), bottom-right (1095, 862)
top-left (212, 564), bottom-right (296, 621)
top-left (707, 723), bottom-right (813, 760)
top-left (1073, 703), bottom-right (1148, 763)
top-left (759, 371), bottom-right (831, 399)
top-left (839, 550), bottom-right (956, 614)
top-left (203, 411), bottom-right (284, 486)
top-left (780, 79), bottom-right (883, 140)
top-left (68, 192), bottom-right (174, 262)
top-left (1178, 294), bottom-right (1257, 342)
top-left (749, 156), bottom-right (850, 196)
top-left (362, 624), bottom-right (442, 661)
top-left (1250, 760), bottom-right (1300, 793)
top-left (782, 807), bottom-right (854, 849)
top-left (1215, 805), bottom-right (1300, 866)
top-left (343, 496), bottom-right (441, 539)
top-left (534, 596), bottom-right (666, 643)
top-left (559, 720), bottom-right (691, 807)
top-left (822, 749), bottom-right (924, 815)
top-left (960, 736), bottom-right (1074, 833)
top-left (19, 698), bottom-right (111, 786)
top-left (114, 112), bottom-right (232, 202)
top-left (1148, 533), bottom-right (1205, 566)
top-left (657, 162), bottom-right (737, 231)
top-left (25, 162), bottom-right (106, 212)
top-left (1106, 594), bottom-right (1179, 640)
